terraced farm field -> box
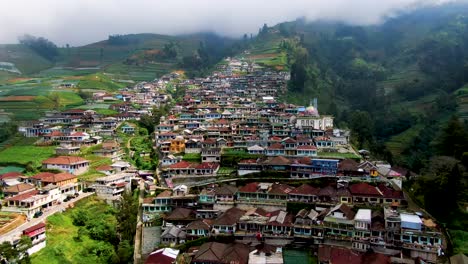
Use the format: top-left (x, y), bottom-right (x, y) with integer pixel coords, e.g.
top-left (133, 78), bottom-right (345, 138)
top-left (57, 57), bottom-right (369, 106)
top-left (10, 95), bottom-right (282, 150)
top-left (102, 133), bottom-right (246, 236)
top-left (0, 212), bottom-right (26, 236)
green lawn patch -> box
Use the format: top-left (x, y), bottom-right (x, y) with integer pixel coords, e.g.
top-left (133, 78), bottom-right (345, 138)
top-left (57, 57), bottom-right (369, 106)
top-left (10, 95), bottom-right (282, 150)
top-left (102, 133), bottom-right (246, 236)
top-left (183, 153), bottom-right (201, 162)
top-left (78, 73), bottom-right (125, 91)
top-left (0, 145), bottom-right (55, 165)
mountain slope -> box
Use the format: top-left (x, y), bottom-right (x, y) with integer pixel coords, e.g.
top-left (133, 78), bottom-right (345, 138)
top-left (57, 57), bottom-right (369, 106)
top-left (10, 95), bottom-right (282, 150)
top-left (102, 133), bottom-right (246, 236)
top-left (240, 3), bottom-right (468, 171)
top-left (0, 44), bottom-right (53, 74)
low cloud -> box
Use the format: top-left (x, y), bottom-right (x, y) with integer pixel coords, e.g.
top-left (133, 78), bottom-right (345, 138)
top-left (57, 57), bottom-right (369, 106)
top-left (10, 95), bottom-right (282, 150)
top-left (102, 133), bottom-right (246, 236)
top-left (0, 0), bottom-right (458, 46)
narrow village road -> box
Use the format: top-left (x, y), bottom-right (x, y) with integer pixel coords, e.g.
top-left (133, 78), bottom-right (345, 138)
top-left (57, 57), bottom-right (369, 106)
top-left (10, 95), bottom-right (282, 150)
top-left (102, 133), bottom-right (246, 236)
top-left (0, 192), bottom-right (94, 243)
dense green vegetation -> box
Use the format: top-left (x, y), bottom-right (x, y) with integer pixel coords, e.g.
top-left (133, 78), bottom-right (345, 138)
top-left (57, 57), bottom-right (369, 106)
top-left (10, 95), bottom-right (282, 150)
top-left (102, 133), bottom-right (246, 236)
top-left (31, 194), bottom-right (137, 264)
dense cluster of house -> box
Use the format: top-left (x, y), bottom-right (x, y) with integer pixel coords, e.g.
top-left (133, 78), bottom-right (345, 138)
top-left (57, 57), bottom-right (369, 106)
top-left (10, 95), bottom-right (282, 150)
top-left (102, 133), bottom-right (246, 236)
top-left (0, 170), bottom-right (81, 218)
top-left (152, 67), bottom-right (358, 182)
top-left (143, 181), bottom-right (441, 263)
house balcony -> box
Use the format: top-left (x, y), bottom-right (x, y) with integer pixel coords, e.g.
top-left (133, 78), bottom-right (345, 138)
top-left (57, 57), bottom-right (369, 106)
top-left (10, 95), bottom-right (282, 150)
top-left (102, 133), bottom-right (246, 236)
top-left (402, 243), bottom-right (440, 253)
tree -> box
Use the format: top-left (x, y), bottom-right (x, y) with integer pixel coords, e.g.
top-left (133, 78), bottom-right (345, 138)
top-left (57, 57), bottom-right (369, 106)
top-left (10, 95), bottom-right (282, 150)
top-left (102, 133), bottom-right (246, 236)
top-left (48, 92), bottom-right (62, 110)
top-left (117, 240), bottom-right (133, 263)
top-left (289, 47), bottom-right (309, 92)
top-left (138, 106), bottom-right (167, 134)
top-left (434, 115), bottom-right (468, 159)
top-left (18, 34), bottom-right (59, 61)
top-left (0, 236), bottom-right (32, 264)
top-left (116, 190), bottom-right (138, 244)
top-left (161, 42), bottom-right (178, 59)
top-left (349, 110), bottom-right (374, 149)
top-left (262, 23), bottom-right (268, 34)
top-left (420, 156), bottom-right (462, 218)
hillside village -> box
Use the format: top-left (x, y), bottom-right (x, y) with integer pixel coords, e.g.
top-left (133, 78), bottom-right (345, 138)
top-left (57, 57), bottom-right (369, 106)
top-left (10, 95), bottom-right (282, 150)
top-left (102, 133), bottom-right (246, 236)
top-left (0, 57), bottom-right (448, 264)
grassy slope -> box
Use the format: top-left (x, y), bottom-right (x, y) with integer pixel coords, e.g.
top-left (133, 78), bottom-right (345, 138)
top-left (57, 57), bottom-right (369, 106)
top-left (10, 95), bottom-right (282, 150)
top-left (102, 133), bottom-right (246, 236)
top-left (31, 196), bottom-right (117, 264)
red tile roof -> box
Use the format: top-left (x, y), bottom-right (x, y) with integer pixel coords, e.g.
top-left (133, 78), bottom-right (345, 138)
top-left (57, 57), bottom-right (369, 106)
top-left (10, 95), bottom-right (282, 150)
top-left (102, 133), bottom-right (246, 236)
top-left (23, 222), bottom-right (45, 234)
top-left (96, 165), bottom-right (113, 171)
top-left (42, 156), bottom-right (89, 165)
top-left (282, 138), bottom-right (297, 143)
top-left (268, 183), bottom-right (294, 195)
top-left (70, 132), bottom-right (87, 137)
top-left (31, 172), bottom-right (56, 180)
top-left (168, 161), bottom-right (193, 169)
top-left (297, 145), bottom-right (317, 150)
top-left (35, 172), bottom-right (76, 183)
top-left (267, 143), bottom-right (284, 150)
top-left (289, 184), bottom-right (319, 195)
top-left (5, 190), bottom-right (40, 201)
top-left (195, 162), bottom-right (219, 170)
top-left (262, 156), bottom-right (291, 166)
top-left (4, 183), bottom-right (35, 193)
top-left (238, 182), bottom-right (258, 193)
top-left (338, 159), bottom-right (359, 171)
top-left (377, 184), bottom-right (404, 199)
top-left (44, 131), bottom-right (64, 137)
top-left (214, 207), bottom-right (245, 226)
top-left (349, 183), bottom-right (382, 197)
top-left (0, 172), bottom-right (23, 180)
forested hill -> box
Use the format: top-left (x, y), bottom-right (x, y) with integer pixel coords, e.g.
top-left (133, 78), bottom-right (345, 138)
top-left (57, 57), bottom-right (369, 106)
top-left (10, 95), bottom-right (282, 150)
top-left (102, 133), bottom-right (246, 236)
top-left (243, 3), bottom-right (468, 173)
top-left (0, 32), bottom-right (243, 80)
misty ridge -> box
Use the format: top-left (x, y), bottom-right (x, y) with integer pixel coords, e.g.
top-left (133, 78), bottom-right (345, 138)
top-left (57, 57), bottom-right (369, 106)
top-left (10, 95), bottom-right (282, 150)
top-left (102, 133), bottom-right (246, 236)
top-left (0, 0), bottom-right (465, 46)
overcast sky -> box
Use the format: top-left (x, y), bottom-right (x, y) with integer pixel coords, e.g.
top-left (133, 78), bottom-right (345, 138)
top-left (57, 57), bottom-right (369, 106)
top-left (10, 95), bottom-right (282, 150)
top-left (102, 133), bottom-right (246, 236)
top-left (0, 0), bottom-right (457, 46)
